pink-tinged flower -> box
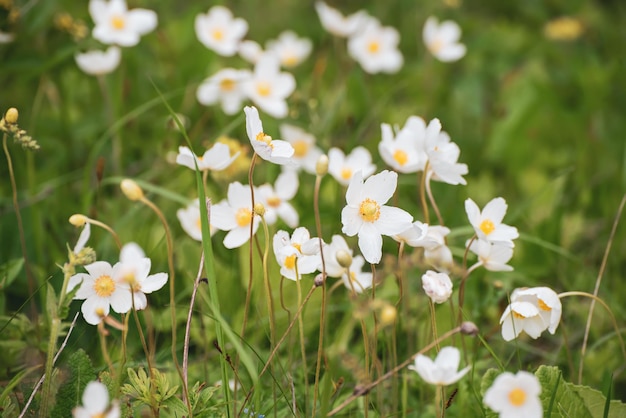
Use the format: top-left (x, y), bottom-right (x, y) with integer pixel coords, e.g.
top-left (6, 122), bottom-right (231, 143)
top-left (279, 124), bottom-right (323, 174)
top-left (347, 18), bottom-right (403, 74)
top-left (465, 197), bottom-right (519, 245)
top-left (379, 116), bottom-right (428, 173)
top-left (315, 2), bottom-right (368, 38)
top-left (211, 181), bottom-right (260, 249)
top-left (196, 68), bottom-right (251, 115)
top-left (68, 261), bottom-right (132, 325)
top-left (484, 371), bottom-right (543, 418)
top-left (273, 227), bottom-right (321, 280)
top-left (266, 31), bottom-right (312, 68)
top-left (511, 287), bottom-right (561, 335)
top-left (257, 170), bottom-right (299, 228)
top-left (341, 255), bottom-right (373, 293)
top-left (243, 55), bottom-right (296, 118)
top-left (421, 270), bottom-right (453, 304)
top-left (175, 144), bottom-right (239, 171)
top-left (409, 346), bottom-right (470, 386)
top-left (341, 170), bottom-right (413, 264)
top-left (195, 6), bottom-right (248, 56)
top-left (423, 16), bottom-right (466, 62)
top-left (75, 46), bottom-right (121, 75)
top-left (118, 243), bottom-right (168, 311)
top-left (468, 239), bottom-right (514, 272)
top-left (73, 381), bottom-right (120, 418)
top-left (177, 198), bottom-right (216, 241)
top-left (89, 0), bottom-right (157, 47)
top-left (244, 106), bottom-right (294, 165)
top-left (328, 146), bottom-right (376, 186)
top-left (499, 301), bottom-right (545, 341)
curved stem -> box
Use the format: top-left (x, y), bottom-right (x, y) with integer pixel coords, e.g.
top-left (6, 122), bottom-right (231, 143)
top-left (425, 171), bottom-right (444, 226)
top-left (419, 168), bottom-right (430, 224)
top-left (457, 235), bottom-right (477, 323)
top-left (85, 217), bottom-right (122, 249)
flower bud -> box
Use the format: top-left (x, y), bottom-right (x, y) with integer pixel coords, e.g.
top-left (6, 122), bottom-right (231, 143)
top-left (4, 107), bottom-right (18, 124)
top-left (335, 249), bottom-right (352, 268)
top-left (421, 270), bottom-right (453, 304)
top-left (69, 214), bottom-right (88, 227)
top-left (379, 304), bottom-right (397, 327)
top-left (460, 321), bottom-right (479, 336)
top-left (315, 154), bottom-right (329, 176)
top-left (120, 179), bottom-right (144, 201)
top-left (314, 273), bottom-right (325, 287)
top-left (253, 202), bottom-right (266, 217)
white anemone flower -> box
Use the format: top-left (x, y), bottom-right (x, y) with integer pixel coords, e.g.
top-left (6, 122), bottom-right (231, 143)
top-left (468, 239), bottom-right (514, 272)
top-left (118, 243), bottom-right (168, 311)
top-left (256, 170), bottom-right (299, 228)
top-left (315, 2), bottom-right (368, 38)
top-left (266, 31), bottom-right (312, 68)
top-left (499, 301), bottom-right (546, 341)
top-left (195, 6), bottom-right (248, 56)
top-left (279, 124), bottom-right (323, 174)
top-left (483, 371), bottom-right (543, 418)
top-left (243, 55), bottom-right (296, 118)
top-left (89, 0), bottom-right (157, 47)
top-left (393, 221), bottom-right (429, 245)
top-left (321, 234), bottom-right (352, 278)
top-left (68, 261), bottom-right (132, 325)
top-left (421, 270), bottom-right (453, 304)
top-left (211, 181), bottom-right (260, 249)
top-left (273, 227), bottom-right (320, 280)
top-left (341, 170), bottom-right (413, 264)
top-left (409, 346), bottom-right (470, 386)
top-left (175, 144), bottom-right (239, 171)
top-left (341, 255), bottom-right (373, 293)
top-left (423, 121), bottom-right (468, 186)
top-left (177, 198), bottom-right (216, 241)
top-left (465, 197), bottom-right (519, 246)
top-left (73, 380), bottom-right (120, 418)
top-left (423, 16), bottom-right (466, 62)
top-left (512, 287), bottom-right (562, 335)
top-left (244, 106), bottom-right (294, 165)
top-left (328, 146), bottom-right (376, 186)
top-left (379, 116), bottom-right (428, 173)
top-left (347, 18), bottom-right (403, 74)
top-left (238, 40), bottom-right (264, 64)
top-left (75, 46), bottom-right (121, 75)
top-left (196, 68), bottom-right (251, 115)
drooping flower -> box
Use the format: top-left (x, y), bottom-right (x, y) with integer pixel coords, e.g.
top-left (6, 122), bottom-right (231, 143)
top-left (73, 380), bottom-right (120, 418)
top-left (468, 239), bottom-right (514, 272)
top-left (499, 301), bottom-right (545, 341)
top-left (68, 261), bottom-right (132, 325)
top-left (256, 170), bottom-right (299, 228)
top-left (89, 0), bottom-right (157, 47)
top-left (273, 227), bottom-right (320, 280)
top-left (424, 122), bottom-right (468, 186)
top-left (347, 17), bottom-right (403, 74)
top-left (175, 143), bottom-right (239, 171)
top-left (423, 16), bottom-right (466, 62)
top-left (279, 124), bottom-right (323, 174)
top-left (508, 287), bottom-right (562, 337)
top-left (417, 225), bottom-right (454, 272)
top-left (177, 198), bottom-right (216, 241)
top-left (211, 181), bottom-right (260, 249)
top-left (409, 346), bottom-right (470, 386)
top-left (328, 146), bottom-right (376, 186)
top-left (244, 106), bottom-right (294, 165)
top-left (421, 270), bottom-right (453, 304)
top-left (465, 197), bottom-right (519, 246)
top-left (75, 46), bottom-right (121, 75)
top-left (393, 221), bottom-right (429, 245)
top-left (483, 371), bottom-right (543, 418)
top-left (341, 254), bottom-right (374, 293)
top-left (315, 2), bottom-right (369, 38)
top-left (196, 68), bottom-right (251, 115)
top-left (242, 55), bottom-right (296, 118)
top-left (266, 31), bottom-right (312, 68)
top-left (195, 6), bottom-right (248, 56)
top-left (379, 116), bottom-right (428, 173)
top-left (118, 243), bottom-right (168, 310)
top-left (341, 170), bottom-right (413, 264)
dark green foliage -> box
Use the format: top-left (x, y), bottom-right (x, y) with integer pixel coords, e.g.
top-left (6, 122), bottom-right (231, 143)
top-left (50, 348), bottom-right (96, 418)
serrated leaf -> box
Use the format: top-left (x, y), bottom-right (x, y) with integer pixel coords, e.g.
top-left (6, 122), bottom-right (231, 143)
top-left (50, 349), bottom-right (96, 418)
top-left (536, 365), bottom-right (592, 418)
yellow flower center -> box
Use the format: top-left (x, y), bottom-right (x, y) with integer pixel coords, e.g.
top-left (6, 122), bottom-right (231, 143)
top-left (196, 218), bottom-right (202, 229)
top-left (508, 387), bottom-right (526, 406)
top-left (429, 38), bottom-right (444, 54)
top-left (479, 219), bottom-right (495, 235)
top-left (95, 307), bottom-right (106, 318)
top-left (512, 310), bottom-right (525, 319)
top-left (111, 15), bottom-right (126, 30)
top-left (93, 275), bottom-right (115, 297)
top-left (212, 28), bottom-right (224, 41)
top-left (256, 82), bottom-right (271, 97)
top-left (284, 254), bottom-right (297, 270)
top-left (359, 198), bottom-right (381, 222)
top-left (538, 299), bottom-right (551, 311)
top-left (293, 140), bottom-right (309, 157)
top-left (368, 41), bottom-right (380, 53)
top-left (220, 78), bottom-right (236, 91)
top-left (292, 243), bottom-right (302, 252)
top-left (256, 132), bottom-right (273, 148)
top-left (235, 208), bottom-right (252, 227)
top-left (282, 55), bottom-right (298, 67)
top-left (340, 167), bottom-right (353, 180)
top-left (393, 149), bottom-right (408, 166)
top-left (266, 195), bottom-right (281, 208)
top-left (123, 272), bottom-right (140, 291)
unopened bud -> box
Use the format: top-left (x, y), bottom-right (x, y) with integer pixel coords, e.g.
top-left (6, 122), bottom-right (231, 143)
top-left (253, 202), bottom-right (266, 217)
top-left (120, 179), bottom-right (144, 201)
top-left (314, 273), bottom-right (325, 287)
top-left (4, 108), bottom-right (18, 124)
top-left (315, 154), bottom-right (329, 176)
top-left (460, 321), bottom-right (479, 336)
top-left (69, 214), bottom-right (88, 227)
top-left (379, 304), bottom-right (397, 327)
top-left (335, 249), bottom-right (353, 268)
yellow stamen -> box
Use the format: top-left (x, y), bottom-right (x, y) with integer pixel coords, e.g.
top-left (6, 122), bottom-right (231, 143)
top-left (123, 272), bottom-right (140, 291)
top-left (429, 39), bottom-right (444, 54)
top-left (284, 254), bottom-right (296, 270)
top-left (235, 208), bottom-right (252, 227)
top-left (266, 196), bottom-right (281, 208)
top-left (538, 299), bottom-right (551, 311)
top-left (359, 198), bottom-right (380, 222)
top-left (508, 388), bottom-right (526, 406)
top-left (111, 15), bottom-right (125, 30)
top-left (220, 78), bottom-right (235, 91)
top-left (368, 41), bottom-right (380, 53)
top-left (393, 149), bottom-right (408, 166)
top-left (256, 82), bottom-right (271, 97)
top-left (292, 243), bottom-right (302, 252)
top-left (212, 28), bottom-right (224, 40)
top-left (93, 275), bottom-right (115, 297)
top-left (95, 307), bottom-right (106, 318)
top-left (340, 167), bottom-right (353, 180)
top-left (282, 55), bottom-right (298, 67)
top-left (512, 310), bottom-right (525, 319)
top-left (255, 132), bottom-right (273, 148)
top-left (293, 140), bottom-right (309, 157)
top-left (479, 219), bottom-right (495, 235)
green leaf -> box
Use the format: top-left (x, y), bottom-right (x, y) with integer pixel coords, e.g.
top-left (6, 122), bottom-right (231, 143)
top-left (50, 349), bottom-right (96, 418)
top-left (570, 383), bottom-right (626, 418)
top-left (0, 258), bottom-right (24, 291)
top-left (536, 365), bottom-right (592, 418)
top-left (480, 368), bottom-right (501, 418)
top-left (46, 283), bottom-right (58, 320)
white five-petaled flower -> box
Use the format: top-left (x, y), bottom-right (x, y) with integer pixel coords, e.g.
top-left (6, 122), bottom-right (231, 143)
top-left (177, 198), bottom-right (216, 242)
top-left (465, 197), bottom-right (519, 245)
top-left (512, 287), bottom-right (561, 335)
top-left (379, 116), bottom-right (428, 173)
top-left (393, 221), bottom-right (429, 245)
top-left (273, 227), bottom-right (321, 280)
top-left (244, 106), bottom-right (294, 165)
top-left (211, 181), bottom-right (260, 249)
top-left (500, 287), bottom-right (561, 341)
top-left (410, 225), bottom-right (454, 272)
top-left (409, 346), bottom-right (470, 386)
top-left (341, 170), bottom-right (413, 264)
top-left (315, 2), bottom-right (368, 38)
top-left (68, 261), bottom-right (132, 325)
top-left (75, 46), bottom-right (121, 75)
top-left (424, 120), bottom-right (468, 186)
top-left (175, 144), bottom-right (239, 171)
top-left (468, 239), bottom-right (514, 272)
top-left (483, 371), bottom-right (543, 418)
top-left (328, 146), bottom-right (376, 186)
top-left (279, 124), bottom-right (323, 174)
top-left (257, 170), bottom-right (300, 228)
top-left (89, 0), bottom-right (157, 47)
top-left (73, 380), bottom-right (120, 418)
top-left (421, 270), bottom-right (453, 304)
top-left (196, 68), bottom-right (251, 115)
top-left (341, 254), bottom-right (374, 293)
top-left (195, 6), bottom-right (248, 56)
top-left (243, 55), bottom-right (296, 118)
top-left (347, 17), bottom-right (403, 74)
top-left (266, 31), bottom-right (313, 68)
top-left (118, 243), bottom-right (168, 311)
top-left (423, 16), bottom-right (466, 62)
